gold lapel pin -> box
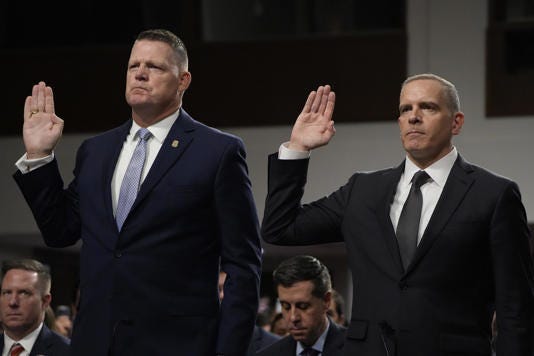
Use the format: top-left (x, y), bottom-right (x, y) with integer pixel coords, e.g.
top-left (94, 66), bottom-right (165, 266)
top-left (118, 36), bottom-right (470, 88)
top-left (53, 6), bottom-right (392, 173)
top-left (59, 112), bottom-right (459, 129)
top-left (171, 140), bottom-right (179, 148)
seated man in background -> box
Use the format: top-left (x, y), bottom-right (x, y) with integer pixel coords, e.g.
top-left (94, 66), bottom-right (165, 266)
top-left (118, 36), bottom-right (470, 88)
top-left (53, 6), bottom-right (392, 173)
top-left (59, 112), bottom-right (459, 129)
top-left (0, 259), bottom-right (70, 355)
top-left (257, 255), bottom-right (346, 356)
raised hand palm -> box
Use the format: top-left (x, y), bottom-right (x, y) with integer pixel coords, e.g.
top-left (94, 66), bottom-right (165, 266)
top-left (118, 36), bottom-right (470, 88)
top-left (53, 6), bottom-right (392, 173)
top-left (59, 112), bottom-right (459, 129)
top-left (23, 82), bottom-right (64, 158)
top-left (289, 85), bottom-right (336, 151)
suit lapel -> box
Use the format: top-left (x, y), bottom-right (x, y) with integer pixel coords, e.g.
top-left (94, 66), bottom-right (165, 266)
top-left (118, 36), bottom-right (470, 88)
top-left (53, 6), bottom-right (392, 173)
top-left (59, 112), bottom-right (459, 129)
top-left (104, 121), bottom-right (131, 233)
top-left (376, 163), bottom-right (405, 274)
top-left (30, 325), bottom-right (51, 355)
top-left (408, 155), bottom-right (475, 272)
top-left (129, 109), bottom-right (196, 215)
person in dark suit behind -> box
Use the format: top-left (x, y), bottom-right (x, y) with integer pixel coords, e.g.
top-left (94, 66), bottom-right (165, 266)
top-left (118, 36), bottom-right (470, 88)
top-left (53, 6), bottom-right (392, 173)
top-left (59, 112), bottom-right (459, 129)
top-left (257, 255), bottom-right (346, 356)
top-left (261, 74), bottom-right (534, 355)
top-left (13, 28), bottom-right (262, 356)
top-left (0, 259), bottom-right (70, 356)
top-left (218, 270), bottom-right (280, 355)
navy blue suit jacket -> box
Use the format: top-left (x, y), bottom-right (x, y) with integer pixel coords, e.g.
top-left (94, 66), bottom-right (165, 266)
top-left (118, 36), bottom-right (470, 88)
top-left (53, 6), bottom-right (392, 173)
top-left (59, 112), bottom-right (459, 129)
top-left (1, 325), bottom-right (70, 356)
top-left (262, 154), bottom-right (534, 356)
top-left (14, 109), bottom-right (262, 356)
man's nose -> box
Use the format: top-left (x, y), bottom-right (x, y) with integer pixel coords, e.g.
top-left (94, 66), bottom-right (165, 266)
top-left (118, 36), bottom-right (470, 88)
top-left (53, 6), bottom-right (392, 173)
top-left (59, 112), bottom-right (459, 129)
top-left (8, 295), bottom-right (20, 306)
top-left (135, 65), bottom-right (148, 80)
top-left (408, 109), bottom-right (422, 124)
top-left (289, 307), bottom-right (300, 322)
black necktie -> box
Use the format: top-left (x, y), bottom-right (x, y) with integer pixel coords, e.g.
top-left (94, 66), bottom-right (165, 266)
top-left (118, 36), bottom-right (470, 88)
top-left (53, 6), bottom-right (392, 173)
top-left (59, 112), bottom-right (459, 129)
top-left (301, 347), bottom-right (319, 356)
top-left (396, 170), bottom-right (431, 270)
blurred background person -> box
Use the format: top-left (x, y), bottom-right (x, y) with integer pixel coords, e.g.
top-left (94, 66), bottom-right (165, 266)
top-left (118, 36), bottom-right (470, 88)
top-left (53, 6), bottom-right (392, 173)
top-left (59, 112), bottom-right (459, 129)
top-left (327, 289), bottom-right (347, 327)
top-left (0, 259), bottom-right (70, 355)
top-left (53, 305), bottom-right (73, 338)
top-left (270, 312), bottom-right (289, 337)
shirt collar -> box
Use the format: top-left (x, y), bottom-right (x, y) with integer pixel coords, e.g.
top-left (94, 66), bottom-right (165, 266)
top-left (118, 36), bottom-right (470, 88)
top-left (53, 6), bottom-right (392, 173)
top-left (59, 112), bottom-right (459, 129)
top-left (403, 146), bottom-right (458, 188)
top-left (129, 109), bottom-right (180, 144)
top-left (296, 318), bottom-right (330, 355)
top-left (4, 322), bottom-right (43, 354)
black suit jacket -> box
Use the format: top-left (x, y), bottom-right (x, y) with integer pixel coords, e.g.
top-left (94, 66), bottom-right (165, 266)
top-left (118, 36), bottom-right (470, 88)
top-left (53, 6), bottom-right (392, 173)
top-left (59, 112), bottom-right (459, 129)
top-left (1, 325), bottom-right (70, 356)
top-left (256, 320), bottom-right (345, 356)
top-left (14, 109), bottom-right (262, 356)
top-left (262, 154), bottom-right (534, 356)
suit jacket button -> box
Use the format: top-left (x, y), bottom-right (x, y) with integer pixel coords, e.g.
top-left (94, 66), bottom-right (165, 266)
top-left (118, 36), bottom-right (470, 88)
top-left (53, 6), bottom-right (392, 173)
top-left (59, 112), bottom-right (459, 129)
top-left (398, 281), bottom-right (408, 290)
top-left (114, 251), bottom-right (122, 258)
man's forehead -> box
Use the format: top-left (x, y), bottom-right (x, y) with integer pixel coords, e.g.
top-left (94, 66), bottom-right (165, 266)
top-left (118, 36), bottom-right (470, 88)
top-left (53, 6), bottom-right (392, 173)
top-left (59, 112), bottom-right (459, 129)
top-left (2, 269), bottom-right (38, 283)
top-left (400, 80), bottom-right (444, 101)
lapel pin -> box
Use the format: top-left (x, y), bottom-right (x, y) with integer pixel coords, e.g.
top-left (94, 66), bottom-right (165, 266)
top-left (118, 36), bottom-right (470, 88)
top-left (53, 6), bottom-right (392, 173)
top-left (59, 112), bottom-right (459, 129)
top-left (171, 140), bottom-right (179, 148)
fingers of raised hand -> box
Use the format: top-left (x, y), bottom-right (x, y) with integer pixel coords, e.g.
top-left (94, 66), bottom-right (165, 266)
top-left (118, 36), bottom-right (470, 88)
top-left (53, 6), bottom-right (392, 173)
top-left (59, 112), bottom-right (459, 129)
top-left (302, 90), bottom-right (317, 114)
top-left (27, 82), bottom-right (54, 118)
top-left (310, 86), bottom-right (325, 113)
top-left (45, 86), bottom-right (55, 114)
top-left (324, 91), bottom-right (336, 120)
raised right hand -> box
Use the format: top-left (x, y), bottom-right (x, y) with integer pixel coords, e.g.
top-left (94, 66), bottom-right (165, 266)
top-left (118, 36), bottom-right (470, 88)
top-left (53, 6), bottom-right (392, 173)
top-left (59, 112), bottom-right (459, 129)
top-left (23, 81), bottom-right (64, 159)
top-left (288, 85), bottom-right (336, 152)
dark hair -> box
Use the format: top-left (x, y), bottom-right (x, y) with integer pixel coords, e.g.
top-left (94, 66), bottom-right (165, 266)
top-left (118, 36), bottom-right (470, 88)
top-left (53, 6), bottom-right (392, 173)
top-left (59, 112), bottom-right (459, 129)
top-left (136, 29), bottom-right (188, 70)
top-left (1, 259), bottom-right (51, 294)
top-left (272, 255), bottom-right (332, 299)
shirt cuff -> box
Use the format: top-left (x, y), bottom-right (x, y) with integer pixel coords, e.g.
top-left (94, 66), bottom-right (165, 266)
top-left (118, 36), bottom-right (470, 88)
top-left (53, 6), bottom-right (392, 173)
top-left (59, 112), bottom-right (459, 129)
top-left (15, 152), bottom-right (54, 174)
top-left (278, 142), bottom-right (310, 160)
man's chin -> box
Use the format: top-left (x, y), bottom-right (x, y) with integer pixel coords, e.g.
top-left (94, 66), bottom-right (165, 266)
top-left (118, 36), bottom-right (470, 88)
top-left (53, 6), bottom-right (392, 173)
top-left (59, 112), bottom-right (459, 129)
top-left (289, 329), bottom-right (307, 340)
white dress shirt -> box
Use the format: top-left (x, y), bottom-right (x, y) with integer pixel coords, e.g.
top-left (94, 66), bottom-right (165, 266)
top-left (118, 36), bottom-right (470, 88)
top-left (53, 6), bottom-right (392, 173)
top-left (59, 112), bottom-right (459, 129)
top-left (389, 147), bottom-right (457, 243)
top-left (2, 322), bottom-right (43, 356)
top-left (110, 111), bottom-right (178, 214)
top-left (278, 142), bottom-right (458, 244)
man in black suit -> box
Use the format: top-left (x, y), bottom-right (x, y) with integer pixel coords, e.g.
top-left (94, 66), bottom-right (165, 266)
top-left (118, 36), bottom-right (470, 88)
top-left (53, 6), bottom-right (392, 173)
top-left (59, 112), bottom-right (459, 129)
top-left (13, 29), bottom-right (261, 355)
top-left (257, 255), bottom-right (345, 356)
top-left (0, 259), bottom-right (70, 356)
top-left (261, 74), bottom-right (534, 355)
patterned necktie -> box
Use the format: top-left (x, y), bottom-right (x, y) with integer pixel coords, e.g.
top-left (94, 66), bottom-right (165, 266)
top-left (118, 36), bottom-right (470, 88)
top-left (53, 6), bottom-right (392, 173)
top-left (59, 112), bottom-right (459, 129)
top-left (10, 343), bottom-right (24, 356)
top-left (396, 170), bottom-right (431, 270)
top-left (301, 347), bottom-right (319, 356)
top-left (116, 128), bottom-right (152, 230)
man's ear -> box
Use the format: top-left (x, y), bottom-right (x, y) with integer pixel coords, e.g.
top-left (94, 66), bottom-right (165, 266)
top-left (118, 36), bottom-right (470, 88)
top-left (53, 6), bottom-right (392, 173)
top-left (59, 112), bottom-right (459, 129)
top-left (452, 111), bottom-right (464, 135)
top-left (323, 290), bottom-right (332, 309)
top-left (178, 71), bottom-right (192, 92)
top-left (42, 293), bottom-right (52, 310)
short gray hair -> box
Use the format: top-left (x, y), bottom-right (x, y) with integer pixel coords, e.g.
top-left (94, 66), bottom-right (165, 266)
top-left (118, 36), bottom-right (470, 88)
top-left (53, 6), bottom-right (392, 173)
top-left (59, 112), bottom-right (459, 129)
top-left (402, 73), bottom-right (461, 114)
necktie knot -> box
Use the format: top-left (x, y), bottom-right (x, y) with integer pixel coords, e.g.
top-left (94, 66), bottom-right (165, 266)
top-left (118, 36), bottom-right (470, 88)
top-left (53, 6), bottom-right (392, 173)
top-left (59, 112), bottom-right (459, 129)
top-left (411, 170), bottom-right (430, 189)
top-left (10, 343), bottom-right (24, 356)
top-left (301, 347), bottom-right (319, 356)
top-left (136, 127), bottom-right (152, 141)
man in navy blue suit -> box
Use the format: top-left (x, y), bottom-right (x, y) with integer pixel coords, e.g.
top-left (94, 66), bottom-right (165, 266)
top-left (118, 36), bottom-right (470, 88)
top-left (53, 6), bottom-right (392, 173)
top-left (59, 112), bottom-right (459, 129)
top-left (0, 259), bottom-right (70, 356)
top-left (13, 29), bottom-right (262, 355)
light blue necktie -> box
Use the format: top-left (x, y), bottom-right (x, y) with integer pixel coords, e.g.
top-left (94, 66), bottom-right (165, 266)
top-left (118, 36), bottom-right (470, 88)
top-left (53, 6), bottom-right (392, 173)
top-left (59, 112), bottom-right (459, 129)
top-left (116, 128), bottom-right (152, 230)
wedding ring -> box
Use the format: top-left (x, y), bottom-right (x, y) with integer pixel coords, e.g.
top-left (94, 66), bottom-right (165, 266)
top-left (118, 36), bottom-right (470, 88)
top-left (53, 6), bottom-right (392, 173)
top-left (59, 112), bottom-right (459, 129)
top-left (30, 110), bottom-right (39, 116)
